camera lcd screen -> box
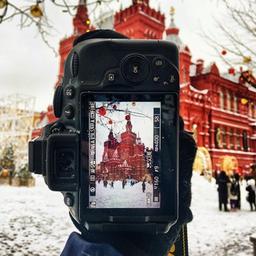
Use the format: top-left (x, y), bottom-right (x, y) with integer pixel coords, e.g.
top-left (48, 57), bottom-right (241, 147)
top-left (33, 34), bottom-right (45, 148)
top-left (88, 100), bottom-right (161, 209)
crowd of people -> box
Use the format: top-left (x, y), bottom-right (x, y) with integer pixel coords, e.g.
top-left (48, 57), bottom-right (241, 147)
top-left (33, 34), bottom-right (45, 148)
top-left (215, 171), bottom-right (256, 211)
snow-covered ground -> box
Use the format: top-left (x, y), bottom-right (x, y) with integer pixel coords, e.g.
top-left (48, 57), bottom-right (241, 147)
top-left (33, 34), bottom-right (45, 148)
top-left (91, 180), bottom-right (160, 208)
top-left (188, 173), bottom-right (256, 256)
top-left (0, 177), bottom-right (74, 256)
top-left (0, 173), bottom-right (255, 256)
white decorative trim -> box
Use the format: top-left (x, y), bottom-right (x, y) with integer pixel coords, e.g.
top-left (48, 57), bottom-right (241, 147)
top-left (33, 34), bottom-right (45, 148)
top-left (209, 148), bottom-right (256, 155)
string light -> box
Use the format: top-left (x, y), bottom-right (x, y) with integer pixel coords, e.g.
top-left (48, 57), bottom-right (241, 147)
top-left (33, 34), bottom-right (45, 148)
top-left (0, 0), bottom-right (7, 9)
top-left (30, 4), bottom-right (43, 18)
top-left (241, 98), bottom-right (248, 105)
top-left (243, 56), bottom-right (252, 64)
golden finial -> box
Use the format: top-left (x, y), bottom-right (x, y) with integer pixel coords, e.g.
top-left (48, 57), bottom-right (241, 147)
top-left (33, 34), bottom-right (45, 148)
top-left (170, 6), bottom-right (175, 17)
top-left (170, 6), bottom-right (175, 23)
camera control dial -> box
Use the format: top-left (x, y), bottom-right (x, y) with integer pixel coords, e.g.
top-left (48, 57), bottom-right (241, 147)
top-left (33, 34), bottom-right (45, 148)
top-left (64, 105), bottom-right (75, 119)
top-left (53, 86), bottom-right (63, 118)
top-left (121, 54), bottom-right (150, 83)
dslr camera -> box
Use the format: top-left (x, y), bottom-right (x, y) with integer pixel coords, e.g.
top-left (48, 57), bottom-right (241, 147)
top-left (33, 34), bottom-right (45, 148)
top-left (29, 38), bottom-right (179, 234)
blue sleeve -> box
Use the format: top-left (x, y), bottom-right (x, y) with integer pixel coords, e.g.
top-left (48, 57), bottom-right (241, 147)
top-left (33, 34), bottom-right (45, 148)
top-left (60, 232), bottom-right (123, 256)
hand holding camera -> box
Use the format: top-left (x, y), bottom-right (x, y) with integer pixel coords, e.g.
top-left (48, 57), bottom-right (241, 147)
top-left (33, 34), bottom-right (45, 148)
top-left (29, 30), bottom-right (197, 256)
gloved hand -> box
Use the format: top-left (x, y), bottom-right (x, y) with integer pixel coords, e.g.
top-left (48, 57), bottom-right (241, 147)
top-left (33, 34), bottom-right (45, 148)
top-left (61, 117), bottom-right (197, 256)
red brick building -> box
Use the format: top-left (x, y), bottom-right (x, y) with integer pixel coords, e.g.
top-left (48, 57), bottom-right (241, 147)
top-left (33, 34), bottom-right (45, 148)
top-left (38, 0), bottom-right (256, 175)
top-left (97, 120), bottom-right (149, 181)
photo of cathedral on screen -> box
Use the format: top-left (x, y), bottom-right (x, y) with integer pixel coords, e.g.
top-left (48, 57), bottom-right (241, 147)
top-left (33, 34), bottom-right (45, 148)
top-left (96, 119), bottom-right (152, 183)
top-left (88, 101), bottom-right (161, 208)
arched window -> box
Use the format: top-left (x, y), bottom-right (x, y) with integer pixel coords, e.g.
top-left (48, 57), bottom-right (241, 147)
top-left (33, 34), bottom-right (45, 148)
top-left (192, 123), bottom-right (198, 143)
top-left (226, 92), bottom-right (231, 111)
top-left (233, 95), bottom-right (238, 113)
top-left (230, 128), bottom-right (234, 149)
top-left (219, 91), bottom-right (224, 109)
top-left (251, 103), bottom-right (255, 118)
top-left (215, 127), bottom-right (222, 148)
top-left (222, 127), bottom-right (227, 148)
top-left (249, 103), bottom-right (253, 117)
top-left (242, 130), bottom-right (248, 151)
top-left (236, 130), bottom-right (241, 150)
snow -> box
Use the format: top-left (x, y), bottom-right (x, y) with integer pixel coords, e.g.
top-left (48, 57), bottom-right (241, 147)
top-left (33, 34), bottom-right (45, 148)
top-left (221, 72), bottom-right (240, 83)
top-left (0, 173), bottom-right (255, 255)
top-left (0, 177), bottom-right (74, 256)
top-left (188, 173), bottom-right (256, 256)
top-left (91, 180), bottom-right (160, 208)
top-left (189, 85), bottom-right (209, 95)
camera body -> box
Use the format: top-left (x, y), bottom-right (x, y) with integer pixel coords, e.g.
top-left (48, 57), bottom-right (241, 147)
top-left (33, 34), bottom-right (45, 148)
top-left (29, 39), bottom-right (179, 234)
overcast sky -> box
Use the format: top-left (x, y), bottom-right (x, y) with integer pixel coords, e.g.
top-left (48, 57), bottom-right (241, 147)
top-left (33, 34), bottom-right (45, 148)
top-left (0, 0), bottom-right (227, 111)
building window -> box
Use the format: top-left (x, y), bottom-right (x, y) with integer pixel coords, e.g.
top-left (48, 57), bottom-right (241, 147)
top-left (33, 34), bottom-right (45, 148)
top-left (219, 91), bottom-right (224, 110)
top-left (222, 127), bottom-right (227, 148)
top-left (230, 128), bottom-right (234, 149)
top-left (226, 92), bottom-right (231, 111)
top-left (236, 130), bottom-right (241, 150)
top-left (215, 127), bottom-right (222, 148)
top-left (233, 95), bottom-right (238, 113)
top-left (192, 123), bottom-right (198, 143)
top-left (242, 130), bottom-right (248, 151)
top-left (250, 103), bottom-right (255, 118)
top-left (249, 103), bottom-right (252, 117)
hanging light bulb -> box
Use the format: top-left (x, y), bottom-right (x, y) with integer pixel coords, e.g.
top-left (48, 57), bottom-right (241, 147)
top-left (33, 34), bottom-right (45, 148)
top-left (30, 4), bottom-right (43, 18)
top-left (98, 106), bottom-right (106, 116)
top-left (243, 56), bottom-right (252, 64)
top-left (0, 0), bottom-right (7, 9)
top-left (86, 19), bottom-right (90, 25)
top-left (228, 67), bottom-right (235, 75)
top-left (241, 98), bottom-right (248, 105)
top-left (221, 49), bottom-right (227, 55)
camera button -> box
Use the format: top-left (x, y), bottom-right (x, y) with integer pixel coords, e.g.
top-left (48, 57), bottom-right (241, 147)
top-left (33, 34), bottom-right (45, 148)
top-left (64, 105), bottom-right (75, 119)
top-left (153, 76), bottom-right (160, 82)
top-left (163, 81), bottom-right (169, 86)
top-left (107, 73), bottom-right (116, 82)
top-left (64, 193), bottom-right (74, 207)
top-left (153, 57), bottom-right (165, 68)
top-left (65, 86), bottom-right (75, 99)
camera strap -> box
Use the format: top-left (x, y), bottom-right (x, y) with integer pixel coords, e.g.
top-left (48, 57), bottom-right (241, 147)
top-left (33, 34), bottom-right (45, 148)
top-left (168, 225), bottom-right (189, 256)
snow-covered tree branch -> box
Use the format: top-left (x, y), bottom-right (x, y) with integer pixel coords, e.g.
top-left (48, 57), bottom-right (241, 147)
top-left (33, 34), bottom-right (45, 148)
top-left (203, 0), bottom-right (256, 72)
top-left (0, 0), bottom-right (114, 54)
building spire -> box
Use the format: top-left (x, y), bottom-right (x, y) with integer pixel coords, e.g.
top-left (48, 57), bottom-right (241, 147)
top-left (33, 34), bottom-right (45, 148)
top-left (126, 120), bottom-right (133, 132)
top-left (79, 0), bottom-right (86, 4)
top-left (73, 0), bottom-right (91, 35)
top-left (166, 6), bottom-right (182, 49)
top-left (167, 6), bottom-right (179, 35)
top-left (132, 0), bottom-right (149, 5)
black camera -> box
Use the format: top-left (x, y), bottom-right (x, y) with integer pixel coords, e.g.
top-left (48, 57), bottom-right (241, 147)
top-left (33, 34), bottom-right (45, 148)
top-left (29, 38), bottom-right (179, 234)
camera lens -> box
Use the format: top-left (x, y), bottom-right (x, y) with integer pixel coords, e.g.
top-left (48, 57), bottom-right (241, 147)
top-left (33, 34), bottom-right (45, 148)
top-left (121, 54), bottom-right (150, 83)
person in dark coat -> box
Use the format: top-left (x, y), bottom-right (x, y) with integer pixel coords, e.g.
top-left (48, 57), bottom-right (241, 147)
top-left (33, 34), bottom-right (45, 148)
top-left (142, 181), bottom-right (146, 193)
top-left (216, 171), bottom-right (230, 211)
top-left (246, 178), bottom-right (256, 211)
top-left (234, 173), bottom-right (241, 209)
top-left (229, 175), bottom-right (239, 210)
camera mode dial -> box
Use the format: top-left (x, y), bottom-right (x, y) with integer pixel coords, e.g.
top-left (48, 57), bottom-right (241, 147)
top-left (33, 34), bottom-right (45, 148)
top-left (121, 54), bottom-right (150, 83)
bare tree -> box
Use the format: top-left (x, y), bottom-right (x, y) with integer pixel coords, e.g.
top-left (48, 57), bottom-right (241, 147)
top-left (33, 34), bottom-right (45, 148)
top-left (0, 0), bottom-right (115, 54)
top-left (203, 0), bottom-right (256, 74)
